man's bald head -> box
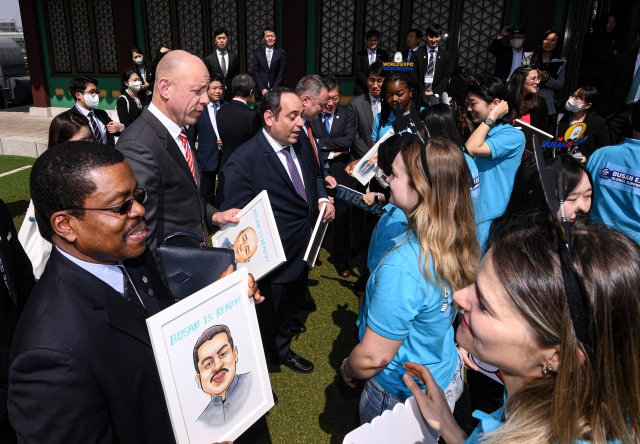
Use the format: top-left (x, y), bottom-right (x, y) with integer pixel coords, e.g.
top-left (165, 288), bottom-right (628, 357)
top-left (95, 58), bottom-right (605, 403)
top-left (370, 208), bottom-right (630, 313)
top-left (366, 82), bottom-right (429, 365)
top-left (152, 50), bottom-right (211, 127)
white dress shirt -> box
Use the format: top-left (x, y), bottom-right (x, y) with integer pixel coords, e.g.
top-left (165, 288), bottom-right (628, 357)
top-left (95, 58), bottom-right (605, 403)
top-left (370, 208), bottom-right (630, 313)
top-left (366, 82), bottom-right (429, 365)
top-left (75, 103), bottom-right (107, 141)
top-left (148, 103), bottom-right (190, 162)
top-left (508, 48), bottom-right (524, 80)
top-left (208, 101), bottom-right (221, 141)
top-left (368, 49), bottom-right (376, 65)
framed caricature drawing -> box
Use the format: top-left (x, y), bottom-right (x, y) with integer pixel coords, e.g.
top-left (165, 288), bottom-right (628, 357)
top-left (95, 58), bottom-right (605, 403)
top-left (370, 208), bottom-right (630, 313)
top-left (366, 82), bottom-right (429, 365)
top-left (352, 129), bottom-right (395, 186)
top-left (211, 190), bottom-right (286, 280)
top-left (146, 269), bottom-right (274, 443)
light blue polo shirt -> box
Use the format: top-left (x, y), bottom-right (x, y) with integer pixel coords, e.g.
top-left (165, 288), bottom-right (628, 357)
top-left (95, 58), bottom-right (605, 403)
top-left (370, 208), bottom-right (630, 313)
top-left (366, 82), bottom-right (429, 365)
top-left (472, 123), bottom-right (525, 252)
top-left (371, 113), bottom-right (397, 143)
top-left (586, 138), bottom-right (640, 245)
top-left (367, 203), bottom-right (408, 272)
top-left (358, 231), bottom-right (457, 399)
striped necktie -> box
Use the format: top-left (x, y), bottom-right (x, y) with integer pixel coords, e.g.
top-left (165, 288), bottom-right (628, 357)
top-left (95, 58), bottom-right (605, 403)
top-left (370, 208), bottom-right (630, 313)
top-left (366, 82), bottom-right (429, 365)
top-left (281, 146), bottom-right (307, 202)
top-left (178, 130), bottom-right (197, 182)
top-left (88, 112), bottom-right (104, 143)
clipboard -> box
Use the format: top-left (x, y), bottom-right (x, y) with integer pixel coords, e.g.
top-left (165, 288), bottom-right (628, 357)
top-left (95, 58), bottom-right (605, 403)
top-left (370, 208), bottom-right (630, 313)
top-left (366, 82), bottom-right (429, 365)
top-left (514, 119), bottom-right (553, 154)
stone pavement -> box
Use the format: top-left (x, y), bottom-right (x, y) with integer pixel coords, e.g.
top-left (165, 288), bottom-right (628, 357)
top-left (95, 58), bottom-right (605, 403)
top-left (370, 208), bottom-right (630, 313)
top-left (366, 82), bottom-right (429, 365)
top-left (0, 106), bottom-right (54, 157)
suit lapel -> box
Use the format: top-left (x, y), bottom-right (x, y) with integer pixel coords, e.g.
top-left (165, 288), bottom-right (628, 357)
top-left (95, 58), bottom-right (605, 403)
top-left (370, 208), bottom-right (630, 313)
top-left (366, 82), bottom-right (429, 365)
top-left (259, 132), bottom-right (298, 194)
top-left (361, 96), bottom-right (374, 127)
top-left (292, 141), bottom-right (315, 209)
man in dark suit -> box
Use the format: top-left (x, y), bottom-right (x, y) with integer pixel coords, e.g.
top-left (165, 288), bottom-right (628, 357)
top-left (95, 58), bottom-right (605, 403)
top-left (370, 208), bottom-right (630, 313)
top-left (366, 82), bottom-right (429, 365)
top-left (402, 29), bottom-right (429, 104)
top-left (68, 76), bottom-right (123, 147)
top-left (489, 26), bottom-right (527, 82)
top-left (217, 73), bottom-right (263, 169)
top-left (187, 75), bottom-right (227, 205)
top-left (353, 29), bottom-right (389, 96)
top-left (117, 51), bottom-right (240, 273)
top-left (203, 28), bottom-right (240, 103)
top-left (423, 24), bottom-right (454, 97)
top-left (309, 76), bottom-right (357, 277)
top-left (218, 88), bottom-right (335, 374)
top-left (0, 199), bottom-right (35, 442)
top-left (253, 27), bottom-right (286, 103)
top-left (8, 142), bottom-right (261, 442)
top-left (600, 47), bottom-right (640, 143)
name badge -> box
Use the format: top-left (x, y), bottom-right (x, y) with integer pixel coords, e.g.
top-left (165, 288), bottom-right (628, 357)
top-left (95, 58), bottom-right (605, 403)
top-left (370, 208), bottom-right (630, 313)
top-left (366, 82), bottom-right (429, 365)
top-left (424, 74), bottom-right (434, 85)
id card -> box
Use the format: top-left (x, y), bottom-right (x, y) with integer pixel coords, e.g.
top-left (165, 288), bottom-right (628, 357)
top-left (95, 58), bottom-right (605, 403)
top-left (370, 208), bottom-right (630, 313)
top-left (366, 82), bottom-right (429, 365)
top-left (424, 74), bottom-right (434, 85)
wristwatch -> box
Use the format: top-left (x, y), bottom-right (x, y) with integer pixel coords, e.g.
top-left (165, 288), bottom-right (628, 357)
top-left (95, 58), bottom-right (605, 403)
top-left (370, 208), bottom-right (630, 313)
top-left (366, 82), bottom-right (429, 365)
top-left (374, 193), bottom-right (381, 204)
top-left (484, 117), bottom-right (495, 128)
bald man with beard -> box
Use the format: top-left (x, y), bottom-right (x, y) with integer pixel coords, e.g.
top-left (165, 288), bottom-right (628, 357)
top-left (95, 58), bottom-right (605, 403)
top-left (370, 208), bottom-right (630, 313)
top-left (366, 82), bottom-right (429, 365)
top-left (117, 51), bottom-right (241, 274)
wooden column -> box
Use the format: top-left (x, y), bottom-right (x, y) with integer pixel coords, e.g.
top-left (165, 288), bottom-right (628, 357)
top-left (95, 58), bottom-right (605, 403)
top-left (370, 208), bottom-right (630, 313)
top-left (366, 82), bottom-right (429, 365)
top-left (19, 0), bottom-right (50, 107)
top-left (281, 0), bottom-right (307, 87)
top-left (113, 0), bottom-right (138, 77)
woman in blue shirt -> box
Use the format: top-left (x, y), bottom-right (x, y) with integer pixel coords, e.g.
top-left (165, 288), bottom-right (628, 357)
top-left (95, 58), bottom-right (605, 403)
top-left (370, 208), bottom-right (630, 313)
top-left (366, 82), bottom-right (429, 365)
top-left (404, 220), bottom-right (640, 443)
top-left (465, 76), bottom-right (525, 252)
top-left (340, 136), bottom-right (480, 427)
top-left (371, 72), bottom-right (415, 143)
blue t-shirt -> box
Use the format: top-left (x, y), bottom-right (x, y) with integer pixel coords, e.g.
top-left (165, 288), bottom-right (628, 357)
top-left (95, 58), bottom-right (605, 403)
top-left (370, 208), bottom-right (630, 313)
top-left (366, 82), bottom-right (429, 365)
top-left (367, 203), bottom-right (408, 272)
top-left (371, 108), bottom-right (424, 142)
top-left (472, 123), bottom-right (525, 252)
top-left (358, 231), bottom-right (457, 399)
top-left (586, 138), bottom-right (640, 245)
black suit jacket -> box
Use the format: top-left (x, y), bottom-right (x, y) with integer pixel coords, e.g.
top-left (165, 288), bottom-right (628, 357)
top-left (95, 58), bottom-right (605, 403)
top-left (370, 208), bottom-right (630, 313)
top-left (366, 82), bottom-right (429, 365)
top-left (217, 130), bottom-right (328, 283)
top-left (0, 200), bottom-right (35, 426)
top-left (425, 48), bottom-right (453, 95)
top-left (348, 93), bottom-right (376, 158)
top-left (202, 50), bottom-right (240, 102)
top-left (353, 48), bottom-right (389, 96)
top-left (117, 108), bottom-right (217, 260)
top-left (253, 47), bottom-right (286, 100)
top-left (556, 112), bottom-right (611, 158)
top-left (600, 48), bottom-right (640, 118)
top-left (116, 92), bottom-right (143, 127)
top-left (132, 63), bottom-right (151, 104)
top-left (8, 247), bottom-right (175, 443)
top-left (187, 102), bottom-right (227, 172)
top-left (489, 38), bottom-right (521, 83)
top-left (402, 46), bottom-right (429, 101)
top-left (528, 99), bottom-right (552, 135)
top-left (309, 107), bottom-right (357, 161)
top-left (68, 105), bottom-right (117, 147)
top-left (216, 100), bottom-right (263, 169)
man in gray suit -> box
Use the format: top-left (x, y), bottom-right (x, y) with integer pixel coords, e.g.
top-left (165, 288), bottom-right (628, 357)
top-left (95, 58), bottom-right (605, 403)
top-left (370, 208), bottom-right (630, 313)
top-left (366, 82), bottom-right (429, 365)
top-left (117, 50), bottom-right (240, 272)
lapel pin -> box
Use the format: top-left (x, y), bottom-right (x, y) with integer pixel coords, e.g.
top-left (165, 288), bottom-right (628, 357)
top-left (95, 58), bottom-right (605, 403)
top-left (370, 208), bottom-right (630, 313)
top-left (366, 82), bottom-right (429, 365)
top-left (149, 289), bottom-right (154, 297)
top-left (142, 276), bottom-right (148, 283)
top-left (335, 115), bottom-right (340, 119)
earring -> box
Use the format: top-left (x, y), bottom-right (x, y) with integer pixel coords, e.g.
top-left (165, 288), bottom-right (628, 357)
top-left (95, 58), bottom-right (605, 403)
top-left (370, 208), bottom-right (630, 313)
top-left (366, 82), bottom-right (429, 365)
top-left (542, 364), bottom-right (549, 375)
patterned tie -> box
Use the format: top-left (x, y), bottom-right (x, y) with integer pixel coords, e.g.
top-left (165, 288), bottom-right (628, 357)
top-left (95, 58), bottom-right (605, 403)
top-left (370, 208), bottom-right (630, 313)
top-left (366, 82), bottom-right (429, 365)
top-left (425, 50), bottom-right (436, 92)
top-left (369, 51), bottom-right (375, 65)
top-left (267, 48), bottom-right (272, 68)
top-left (407, 49), bottom-right (413, 62)
top-left (323, 113), bottom-right (331, 136)
top-left (178, 129), bottom-right (197, 182)
top-left (220, 51), bottom-right (227, 78)
top-left (88, 111), bottom-right (104, 143)
top-left (304, 122), bottom-right (321, 167)
top-left (116, 265), bottom-right (148, 316)
top-left (281, 146), bottom-right (307, 202)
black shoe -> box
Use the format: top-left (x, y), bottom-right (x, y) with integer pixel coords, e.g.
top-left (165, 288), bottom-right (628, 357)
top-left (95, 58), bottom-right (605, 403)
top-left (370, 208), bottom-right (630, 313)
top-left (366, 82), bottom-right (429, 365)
top-left (290, 318), bottom-right (307, 333)
top-left (336, 262), bottom-right (351, 278)
top-left (299, 300), bottom-right (317, 312)
top-left (270, 351), bottom-right (314, 374)
top-left (272, 390), bottom-right (278, 406)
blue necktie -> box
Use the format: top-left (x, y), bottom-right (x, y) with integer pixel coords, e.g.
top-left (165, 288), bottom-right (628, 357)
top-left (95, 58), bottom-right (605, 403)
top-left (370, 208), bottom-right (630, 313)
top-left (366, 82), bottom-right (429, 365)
top-left (407, 49), bottom-right (413, 62)
top-left (281, 147), bottom-right (307, 202)
top-left (323, 113), bottom-right (331, 136)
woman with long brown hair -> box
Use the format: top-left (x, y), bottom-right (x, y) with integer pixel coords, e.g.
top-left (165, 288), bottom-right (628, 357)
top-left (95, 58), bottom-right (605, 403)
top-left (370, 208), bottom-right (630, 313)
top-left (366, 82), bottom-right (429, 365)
top-left (507, 65), bottom-right (552, 133)
top-left (340, 136), bottom-right (479, 431)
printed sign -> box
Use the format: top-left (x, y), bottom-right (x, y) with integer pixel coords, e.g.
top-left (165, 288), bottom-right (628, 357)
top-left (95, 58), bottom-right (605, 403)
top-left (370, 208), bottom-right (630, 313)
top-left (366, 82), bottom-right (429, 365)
top-left (335, 185), bottom-right (385, 216)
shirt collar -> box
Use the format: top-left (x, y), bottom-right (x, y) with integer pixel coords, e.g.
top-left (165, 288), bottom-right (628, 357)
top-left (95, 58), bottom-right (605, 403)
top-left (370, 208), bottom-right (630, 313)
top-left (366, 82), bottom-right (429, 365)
top-left (75, 103), bottom-right (92, 116)
top-left (56, 246), bottom-right (124, 293)
top-left (210, 101), bottom-right (221, 108)
top-left (409, 45), bottom-right (420, 51)
top-left (369, 93), bottom-right (381, 103)
top-left (210, 374), bottom-right (239, 405)
top-left (217, 48), bottom-right (227, 56)
top-left (426, 45), bottom-right (439, 53)
top-left (232, 98), bottom-right (247, 105)
top-left (368, 49), bottom-right (376, 55)
top-left (148, 102), bottom-right (184, 141)
top-left (262, 128), bottom-right (289, 154)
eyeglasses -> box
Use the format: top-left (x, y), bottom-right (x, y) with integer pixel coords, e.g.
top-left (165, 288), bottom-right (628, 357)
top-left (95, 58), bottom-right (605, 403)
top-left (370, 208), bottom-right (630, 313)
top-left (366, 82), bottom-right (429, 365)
top-left (64, 189), bottom-right (147, 215)
top-left (526, 77), bottom-right (541, 83)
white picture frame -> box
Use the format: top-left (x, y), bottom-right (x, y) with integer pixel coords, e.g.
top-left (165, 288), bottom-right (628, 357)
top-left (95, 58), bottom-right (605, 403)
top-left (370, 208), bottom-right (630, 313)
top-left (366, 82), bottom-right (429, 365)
top-left (514, 119), bottom-right (553, 154)
top-left (352, 129), bottom-right (395, 186)
top-left (146, 268), bottom-right (274, 444)
top-left (303, 202), bottom-right (329, 269)
top-left (211, 190), bottom-right (286, 280)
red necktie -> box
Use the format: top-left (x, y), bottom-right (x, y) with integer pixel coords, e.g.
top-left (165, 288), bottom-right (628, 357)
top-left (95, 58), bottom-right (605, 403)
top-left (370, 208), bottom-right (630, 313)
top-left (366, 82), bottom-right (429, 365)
top-left (304, 122), bottom-right (321, 167)
top-left (178, 130), bottom-right (197, 182)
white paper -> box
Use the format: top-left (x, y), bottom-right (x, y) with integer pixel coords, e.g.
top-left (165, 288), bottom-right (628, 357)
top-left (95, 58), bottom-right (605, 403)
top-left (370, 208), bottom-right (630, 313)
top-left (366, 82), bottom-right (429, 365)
top-left (211, 190), bottom-right (286, 280)
top-left (343, 395), bottom-right (438, 444)
top-left (352, 129), bottom-right (395, 186)
top-left (514, 119), bottom-right (553, 154)
top-left (303, 203), bottom-right (329, 269)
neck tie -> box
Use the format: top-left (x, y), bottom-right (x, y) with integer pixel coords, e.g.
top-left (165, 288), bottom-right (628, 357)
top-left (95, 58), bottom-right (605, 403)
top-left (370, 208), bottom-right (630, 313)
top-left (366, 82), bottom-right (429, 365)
top-left (425, 50), bottom-right (436, 92)
top-left (407, 49), bottom-right (413, 62)
top-left (220, 51), bottom-right (227, 78)
top-left (267, 48), bottom-right (272, 68)
top-left (369, 51), bottom-right (375, 65)
top-left (116, 265), bottom-right (147, 316)
top-left (213, 102), bottom-right (219, 117)
top-left (88, 112), bottom-right (104, 144)
top-left (281, 147), bottom-right (307, 202)
top-left (323, 113), bottom-right (331, 136)
top-left (304, 122), bottom-right (321, 167)
top-left (626, 66), bottom-right (640, 104)
top-left (178, 130), bottom-right (197, 182)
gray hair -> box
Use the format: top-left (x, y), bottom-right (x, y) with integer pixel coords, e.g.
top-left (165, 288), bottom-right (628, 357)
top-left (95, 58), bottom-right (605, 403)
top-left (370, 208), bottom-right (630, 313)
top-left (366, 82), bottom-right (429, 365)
top-left (294, 74), bottom-right (328, 99)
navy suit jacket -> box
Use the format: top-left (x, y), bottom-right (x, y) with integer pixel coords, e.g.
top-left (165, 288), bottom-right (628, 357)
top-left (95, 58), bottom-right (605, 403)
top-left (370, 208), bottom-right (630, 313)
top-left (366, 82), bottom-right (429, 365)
top-left (187, 101), bottom-right (227, 172)
top-left (309, 107), bottom-right (357, 161)
top-left (217, 130), bottom-right (327, 283)
top-left (9, 247), bottom-right (175, 443)
top-left (353, 48), bottom-right (389, 96)
top-left (68, 105), bottom-right (117, 147)
top-left (216, 100), bottom-right (263, 169)
top-left (253, 47), bottom-right (286, 100)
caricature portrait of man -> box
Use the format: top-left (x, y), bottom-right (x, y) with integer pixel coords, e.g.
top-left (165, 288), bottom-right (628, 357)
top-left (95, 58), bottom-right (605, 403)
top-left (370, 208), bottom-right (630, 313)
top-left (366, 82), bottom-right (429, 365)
top-left (194, 325), bottom-right (253, 425)
top-left (221, 227), bottom-right (258, 263)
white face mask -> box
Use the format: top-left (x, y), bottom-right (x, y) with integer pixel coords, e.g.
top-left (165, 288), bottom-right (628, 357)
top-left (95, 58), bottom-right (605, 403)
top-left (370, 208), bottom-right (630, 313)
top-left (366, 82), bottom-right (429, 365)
top-left (134, 57), bottom-right (143, 64)
top-left (83, 93), bottom-right (99, 109)
top-left (510, 38), bottom-right (524, 49)
top-left (565, 98), bottom-right (584, 113)
top-left (128, 81), bottom-right (142, 92)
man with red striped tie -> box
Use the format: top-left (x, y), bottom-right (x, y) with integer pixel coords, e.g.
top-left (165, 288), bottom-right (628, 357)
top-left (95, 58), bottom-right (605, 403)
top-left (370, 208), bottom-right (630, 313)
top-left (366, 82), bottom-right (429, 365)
top-left (117, 50), bottom-right (241, 276)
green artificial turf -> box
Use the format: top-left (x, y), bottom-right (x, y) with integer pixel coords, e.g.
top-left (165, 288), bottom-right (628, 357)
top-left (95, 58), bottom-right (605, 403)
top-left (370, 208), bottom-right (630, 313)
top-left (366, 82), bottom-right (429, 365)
top-left (0, 155), bottom-right (35, 175)
top-left (0, 156), bottom-right (32, 228)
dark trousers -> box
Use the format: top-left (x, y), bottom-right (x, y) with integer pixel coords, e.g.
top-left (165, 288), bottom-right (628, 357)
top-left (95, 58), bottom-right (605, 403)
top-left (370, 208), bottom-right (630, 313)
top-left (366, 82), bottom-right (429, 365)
top-left (256, 268), bottom-right (309, 360)
top-left (328, 157), bottom-right (359, 263)
top-left (466, 370), bottom-right (504, 426)
top-left (607, 104), bottom-right (633, 145)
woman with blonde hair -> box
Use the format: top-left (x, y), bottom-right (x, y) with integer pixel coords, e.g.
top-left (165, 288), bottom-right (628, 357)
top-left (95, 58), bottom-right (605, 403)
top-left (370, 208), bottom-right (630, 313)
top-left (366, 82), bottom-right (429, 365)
top-left (405, 219), bottom-right (640, 443)
top-left (340, 135), bottom-right (479, 429)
